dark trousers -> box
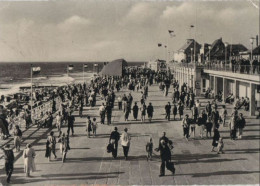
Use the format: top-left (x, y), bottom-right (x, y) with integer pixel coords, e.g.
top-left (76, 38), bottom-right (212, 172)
top-left (67, 125), bottom-right (74, 135)
top-left (183, 127), bottom-right (189, 138)
top-left (107, 114), bottom-right (111, 125)
top-left (166, 112), bottom-right (170, 121)
top-left (160, 160), bottom-right (175, 175)
top-left (231, 129), bottom-right (237, 139)
top-left (112, 142), bottom-right (118, 158)
top-left (5, 162), bottom-right (13, 182)
top-left (118, 102), bottom-right (122, 110)
top-left (100, 112), bottom-right (105, 124)
top-left (122, 146), bottom-right (129, 158)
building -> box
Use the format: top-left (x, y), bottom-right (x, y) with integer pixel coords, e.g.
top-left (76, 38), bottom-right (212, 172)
top-left (174, 39), bottom-right (201, 63)
top-left (172, 63), bottom-right (260, 116)
top-left (147, 59), bottom-right (167, 72)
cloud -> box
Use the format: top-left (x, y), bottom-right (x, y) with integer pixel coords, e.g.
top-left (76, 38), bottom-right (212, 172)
top-left (58, 15), bottom-right (91, 31)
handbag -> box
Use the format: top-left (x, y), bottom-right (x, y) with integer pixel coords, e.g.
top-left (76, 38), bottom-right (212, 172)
top-left (107, 143), bottom-right (114, 153)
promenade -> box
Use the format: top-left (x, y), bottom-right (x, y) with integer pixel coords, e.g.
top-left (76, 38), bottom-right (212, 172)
top-left (0, 84), bottom-right (259, 185)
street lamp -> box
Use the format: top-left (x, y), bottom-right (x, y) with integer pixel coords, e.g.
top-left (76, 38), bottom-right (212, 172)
top-left (224, 42), bottom-right (228, 64)
top-left (190, 48), bottom-right (193, 63)
top-left (250, 37), bottom-right (255, 61)
top-left (208, 45), bottom-right (212, 62)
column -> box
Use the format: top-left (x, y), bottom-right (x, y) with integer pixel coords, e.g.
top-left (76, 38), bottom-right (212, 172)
top-left (250, 83), bottom-right (256, 116)
top-left (214, 76), bottom-right (217, 97)
top-left (223, 78), bottom-right (228, 103)
top-left (235, 80), bottom-right (239, 98)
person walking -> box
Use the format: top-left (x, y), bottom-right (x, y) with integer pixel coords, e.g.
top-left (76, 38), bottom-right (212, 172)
top-left (67, 112), bottom-right (75, 136)
top-left (3, 144), bottom-right (14, 183)
top-left (165, 102), bottom-right (171, 121)
top-left (109, 127), bottom-right (120, 159)
top-left (13, 125), bottom-right (22, 152)
top-left (59, 133), bottom-right (70, 163)
top-left (147, 102), bottom-right (154, 123)
top-left (237, 113), bottom-right (246, 139)
top-left (178, 103), bottom-right (184, 120)
top-left (146, 137), bottom-right (153, 161)
top-left (86, 116), bottom-right (92, 138)
top-left (140, 103), bottom-right (147, 122)
top-left (99, 103), bottom-right (106, 124)
top-left (156, 132), bottom-right (175, 177)
top-left (124, 102), bottom-right (131, 121)
top-left (121, 128), bottom-right (131, 160)
top-left (56, 112), bottom-right (62, 137)
top-left (182, 114), bottom-right (190, 140)
top-left (172, 104), bottom-right (177, 121)
top-left (47, 131), bottom-right (57, 161)
top-left (92, 118), bottom-right (97, 137)
top-left (106, 104), bottom-right (112, 125)
top-left (229, 114), bottom-right (237, 140)
top-left (211, 128), bottom-right (220, 152)
top-left (23, 144), bottom-right (36, 177)
top-left (117, 95), bottom-right (122, 110)
top-left (132, 102), bottom-right (139, 121)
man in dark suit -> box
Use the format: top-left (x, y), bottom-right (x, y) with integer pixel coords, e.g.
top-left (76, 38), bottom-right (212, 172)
top-left (3, 144), bottom-right (14, 183)
top-left (109, 127), bottom-right (120, 158)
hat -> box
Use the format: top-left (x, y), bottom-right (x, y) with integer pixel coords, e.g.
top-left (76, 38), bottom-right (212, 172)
top-left (114, 127), bottom-right (118, 131)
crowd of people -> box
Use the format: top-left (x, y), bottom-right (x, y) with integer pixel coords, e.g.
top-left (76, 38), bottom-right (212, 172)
top-left (0, 65), bottom-right (251, 183)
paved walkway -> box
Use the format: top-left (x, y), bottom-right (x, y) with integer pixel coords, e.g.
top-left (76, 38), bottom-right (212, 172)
top-left (0, 84), bottom-right (259, 185)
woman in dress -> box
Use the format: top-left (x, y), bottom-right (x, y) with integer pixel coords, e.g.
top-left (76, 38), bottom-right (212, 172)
top-left (23, 143), bottom-right (36, 177)
top-left (211, 128), bottom-right (220, 152)
top-left (13, 125), bottom-right (22, 152)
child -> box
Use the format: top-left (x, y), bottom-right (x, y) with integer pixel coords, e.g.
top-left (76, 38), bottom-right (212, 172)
top-left (92, 118), bottom-right (97, 137)
top-left (217, 138), bottom-right (224, 154)
top-left (146, 137), bottom-right (153, 161)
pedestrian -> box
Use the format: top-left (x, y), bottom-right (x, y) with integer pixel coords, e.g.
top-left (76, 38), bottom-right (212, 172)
top-left (182, 114), bottom-right (190, 140)
top-left (217, 137), bottom-right (224, 154)
top-left (229, 114), bottom-right (237, 140)
top-left (237, 113), bottom-right (246, 139)
top-left (56, 112), bottom-right (62, 137)
top-left (221, 105), bottom-right (228, 127)
top-left (140, 103), bottom-right (147, 122)
top-left (59, 132), bottom-right (70, 163)
top-left (109, 127), bottom-right (120, 159)
top-left (121, 128), bottom-right (131, 160)
top-left (13, 125), bottom-right (22, 152)
top-left (165, 102), bottom-right (171, 121)
top-left (67, 112), bottom-right (75, 136)
top-left (132, 102), bottom-right (139, 121)
top-left (172, 104), bottom-right (177, 120)
top-left (92, 118), bottom-right (97, 137)
top-left (86, 116), bottom-right (92, 138)
top-left (146, 137), bottom-right (153, 161)
top-left (23, 143), bottom-right (36, 177)
top-left (106, 104), bottom-right (112, 125)
top-left (124, 102), bottom-right (131, 121)
top-left (47, 131), bottom-right (57, 161)
top-left (3, 144), bottom-right (14, 183)
top-left (205, 117), bottom-right (213, 138)
top-left (211, 128), bottom-right (220, 152)
top-left (79, 104), bottom-right (83, 117)
top-left (178, 103), bottom-right (184, 120)
top-left (45, 140), bottom-right (51, 160)
top-left (117, 95), bottom-right (122, 110)
top-left (99, 103), bottom-right (106, 124)
top-left (147, 102), bottom-right (154, 123)
top-left (156, 133), bottom-right (175, 177)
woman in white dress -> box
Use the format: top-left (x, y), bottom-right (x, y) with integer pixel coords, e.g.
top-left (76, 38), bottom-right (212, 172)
top-left (23, 143), bottom-right (36, 177)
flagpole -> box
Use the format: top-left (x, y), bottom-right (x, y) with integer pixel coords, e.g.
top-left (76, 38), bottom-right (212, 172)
top-left (30, 64), bottom-right (33, 119)
top-left (83, 64), bottom-right (85, 83)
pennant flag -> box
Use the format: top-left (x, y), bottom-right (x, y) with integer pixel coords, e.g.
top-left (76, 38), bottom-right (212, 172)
top-left (158, 43), bottom-right (162, 47)
top-left (168, 30), bottom-right (175, 38)
top-left (84, 64), bottom-right (88, 68)
top-left (164, 45), bottom-right (167, 48)
top-left (190, 25), bottom-right (194, 28)
top-left (68, 65), bottom-right (74, 71)
top-left (32, 67), bottom-right (41, 75)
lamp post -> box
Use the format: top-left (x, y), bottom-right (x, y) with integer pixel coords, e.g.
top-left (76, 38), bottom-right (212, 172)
top-left (191, 48), bottom-right (193, 63)
top-left (224, 42), bottom-right (228, 64)
top-left (250, 37), bottom-right (255, 61)
top-left (208, 45), bottom-right (212, 62)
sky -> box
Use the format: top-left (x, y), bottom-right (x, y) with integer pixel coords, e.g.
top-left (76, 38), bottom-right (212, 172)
top-left (0, 0), bottom-right (259, 62)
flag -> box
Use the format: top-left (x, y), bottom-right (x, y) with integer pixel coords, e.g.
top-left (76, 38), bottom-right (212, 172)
top-left (32, 67), bottom-right (41, 75)
top-left (84, 64), bottom-right (88, 68)
top-left (68, 65), bottom-right (74, 71)
top-left (168, 30), bottom-right (175, 38)
top-left (190, 25), bottom-right (194, 28)
top-left (158, 43), bottom-right (162, 47)
top-left (164, 45), bottom-right (167, 48)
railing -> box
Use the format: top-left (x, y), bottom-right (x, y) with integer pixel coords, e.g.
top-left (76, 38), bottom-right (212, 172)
top-left (204, 64), bottom-right (260, 75)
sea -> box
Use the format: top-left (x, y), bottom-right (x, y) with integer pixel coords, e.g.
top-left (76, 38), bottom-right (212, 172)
top-left (0, 61), bottom-right (144, 96)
